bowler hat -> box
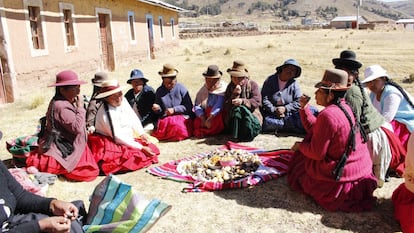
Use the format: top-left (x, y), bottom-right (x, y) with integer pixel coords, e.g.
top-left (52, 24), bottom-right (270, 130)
top-left (48, 70), bottom-right (87, 87)
top-left (227, 60), bottom-right (249, 78)
top-left (91, 72), bottom-right (109, 87)
top-left (362, 64), bottom-right (389, 84)
top-left (95, 79), bottom-right (127, 99)
top-left (276, 59), bottom-right (302, 78)
top-left (202, 65), bottom-right (222, 78)
top-left (315, 68), bottom-right (350, 91)
top-left (158, 64), bottom-right (178, 78)
top-left (128, 69), bottom-right (149, 83)
top-left (332, 50), bottom-right (362, 70)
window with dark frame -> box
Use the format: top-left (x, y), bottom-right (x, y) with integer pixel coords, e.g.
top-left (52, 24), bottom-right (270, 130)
top-left (129, 15), bottom-right (135, 41)
top-left (159, 18), bottom-right (164, 39)
top-left (63, 9), bottom-right (75, 46)
top-left (28, 6), bottom-right (44, 49)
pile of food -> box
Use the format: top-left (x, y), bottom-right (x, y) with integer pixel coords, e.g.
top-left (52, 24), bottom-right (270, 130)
top-left (176, 149), bottom-right (262, 183)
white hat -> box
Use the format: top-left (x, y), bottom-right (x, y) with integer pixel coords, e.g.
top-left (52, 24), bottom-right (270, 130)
top-left (362, 65), bottom-right (389, 84)
top-left (95, 79), bottom-right (127, 99)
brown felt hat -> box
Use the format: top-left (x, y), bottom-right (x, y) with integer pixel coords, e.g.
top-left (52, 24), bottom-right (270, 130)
top-left (314, 68), bottom-right (350, 91)
top-left (91, 72), bottom-right (109, 87)
top-left (226, 60), bottom-right (249, 78)
top-left (158, 64), bottom-right (178, 78)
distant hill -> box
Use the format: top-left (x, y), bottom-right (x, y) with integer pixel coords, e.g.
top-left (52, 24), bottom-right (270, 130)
top-left (167, 0), bottom-right (414, 25)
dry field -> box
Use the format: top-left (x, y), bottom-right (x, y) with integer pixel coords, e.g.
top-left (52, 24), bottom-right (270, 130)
top-left (1, 29), bottom-right (414, 233)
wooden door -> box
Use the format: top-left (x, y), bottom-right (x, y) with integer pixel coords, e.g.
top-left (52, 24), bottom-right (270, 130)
top-left (98, 14), bottom-right (115, 71)
top-left (146, 17), bottom-right (155, 59)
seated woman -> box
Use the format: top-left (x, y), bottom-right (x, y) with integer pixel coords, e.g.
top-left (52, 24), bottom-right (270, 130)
top-left (27, 70), bottom-right (99, 182)
top-left (392, 134), bottom-right (414, 233)
top-left (223, 60), bottom-right (262, 142)
top-left (0, 158), bottom-right (84, 233)
top-left (124, 69), bottom-right (156, 131)
top-left (261, 59), bottom-right (318, 135)
top-left (362, 64), bottom-right (414, 150)
top-left (88, 79), bottom-right (160, 175)
top-left (86, 72), bottom-right (109, 133)
top-left (151, 64), bottom-right (194, 141)
top-left (288, 68), bottom-right (377, 212)
top-left (193, 65), bottom-right (228, 138)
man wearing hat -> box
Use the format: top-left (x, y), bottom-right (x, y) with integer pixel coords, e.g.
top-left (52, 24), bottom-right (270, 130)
top-left (124, 69), bottom-right (156, 130)
top-left (151, 64), bottom-right (194, 141)
top-left (27, 70), bottom-right (100, 182)
top-left (288, 68), bottom-right (377, 212)
top-left (86, 71), bottom-right (109, 132)
top-left (261, 58), bottom-right (318, 135)
top-left (223, 60), bottom-right (262, 141)
top-left (333, 50), bottom-right (405, 187)
top-left (193, 65), bottom-right (228, 137)
top-left (89, 79), bottom-right (160, 175)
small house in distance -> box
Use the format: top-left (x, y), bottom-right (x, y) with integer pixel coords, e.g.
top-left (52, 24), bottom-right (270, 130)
top-left (0, 0), bottom-right (184, 104)
top-left (330, 16), bottom-right (368, 29)
top-left (396, 19), bottom-right (414, 30)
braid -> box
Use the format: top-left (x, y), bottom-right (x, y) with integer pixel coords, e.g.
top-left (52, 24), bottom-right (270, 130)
top-left (334, 99), bottom-right (356, 152)
top-left (386, 80), bottom-right (414, 109)
top-left (352, 74), bottom-right (368, 142)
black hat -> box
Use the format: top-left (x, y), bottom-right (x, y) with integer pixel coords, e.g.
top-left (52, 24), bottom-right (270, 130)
top-left (332, 50), bottom-right (363, 70)
top-left (202, 65), bottom-right (222, 78)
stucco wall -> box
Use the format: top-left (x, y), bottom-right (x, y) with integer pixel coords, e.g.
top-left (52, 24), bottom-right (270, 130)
top-left (0, 0), bottom-right (180, 101)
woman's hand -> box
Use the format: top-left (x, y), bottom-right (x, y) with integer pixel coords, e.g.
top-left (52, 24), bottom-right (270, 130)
top-left (152, 104), bottom-right (161, 112)
top-left (49, 200), bottom-right (78, 221)
top-left (142, 146), bottom-right (156, 157)
top-left (275, 106), bottom-right (286, 118)
top-left (165, 108), bottom-right (175, 116)
top-left (75, 94), bottom-right (84, 109)
top-left (291, 141), bottom-right (301, 152)
top-left (299, 94), bottom-right (311, 109)
top-left (232, 98), bottom-right (243, 106)
top-left (38, 216), bottom-right (71, 233)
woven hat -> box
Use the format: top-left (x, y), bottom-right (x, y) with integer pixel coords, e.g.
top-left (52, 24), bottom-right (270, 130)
top-left (202, 65), bottom-right (222, 78)
top-left (91, 72), bottom-right (109, 87)
top-left (128, 69), bottom-right (149, 84)
top-left (314, 68), bottom-right (350, 91)
top-left (48, 70), bottom-right (87, 87)
top-left (158, 64), bottom-right (178, 78)
top-left (95, 79), bottom-right (127, 99)
top-left (332, 50), bottom-right (363, 70)
top-left (362, 65), bottom-right (389, 84)
top-left (227, 60), bottom-right (249, 78)
top-left (276, 59), bottom-right (302, 78)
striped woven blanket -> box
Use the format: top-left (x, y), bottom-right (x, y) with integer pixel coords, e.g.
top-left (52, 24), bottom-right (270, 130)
top-left (147, 141), bottom-right (293, 192)
top-left (84, 175), bottom-right (171, 233)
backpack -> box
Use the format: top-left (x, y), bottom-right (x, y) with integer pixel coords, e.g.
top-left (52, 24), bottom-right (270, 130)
top-left (230, 105), bottom-right (261, 141)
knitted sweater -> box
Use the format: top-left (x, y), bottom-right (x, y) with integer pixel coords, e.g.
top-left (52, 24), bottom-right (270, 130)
top-left (345, 84), bottom-right (385, 134)
top-left (299, 100), bottom-right (373, 182)
top-left (0, 161), bottom-right (54, 233)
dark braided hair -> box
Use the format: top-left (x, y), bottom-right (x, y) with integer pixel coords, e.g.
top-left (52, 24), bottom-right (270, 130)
top-left (350, 70), bottom-right (368, 142)
top-left (386, 79), bottom-right (414, 109)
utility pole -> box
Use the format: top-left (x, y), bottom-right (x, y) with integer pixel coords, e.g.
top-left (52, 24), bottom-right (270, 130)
top-left (356, 0), bottom-right (362, 30)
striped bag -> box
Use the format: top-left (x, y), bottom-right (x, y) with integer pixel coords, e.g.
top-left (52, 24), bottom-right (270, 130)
top-left (83, 175), bottom-right (171, 233)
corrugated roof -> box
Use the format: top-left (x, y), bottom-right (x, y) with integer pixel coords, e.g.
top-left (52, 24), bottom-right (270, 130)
top-left (137, 0), bottom-right (186, 12)
top-left (331, 16), bottom-right (364, 22)
top-left (396, 19), bottom-right (414, 23)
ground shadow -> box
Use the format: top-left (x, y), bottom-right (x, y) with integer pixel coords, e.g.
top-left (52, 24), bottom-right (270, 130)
top-left (214, 177), bottom-right (401, 233)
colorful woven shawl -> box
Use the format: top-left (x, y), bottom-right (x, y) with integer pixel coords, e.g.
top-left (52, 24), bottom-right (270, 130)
top-left (147, 141), bottom-right (293, 192)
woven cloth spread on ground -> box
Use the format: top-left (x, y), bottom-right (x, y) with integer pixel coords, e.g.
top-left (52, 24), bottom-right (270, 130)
top-left (84, 174), bottom-right (171, 233)
top-left (147, 141), bottom-right (293, 192)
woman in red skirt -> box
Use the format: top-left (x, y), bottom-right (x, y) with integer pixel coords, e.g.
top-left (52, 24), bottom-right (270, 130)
top-left (193, 65), bottom-right (227, 138)
top-left (27, 70), bottom-right (99, 182)
top-left (89, 79), bottom-right (159, 175)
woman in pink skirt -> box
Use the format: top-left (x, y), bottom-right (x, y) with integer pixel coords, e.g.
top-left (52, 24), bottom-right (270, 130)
top-left (151, 64), bottom-right (194, 141)
top-left (288, 68), bottom-right (377, 212)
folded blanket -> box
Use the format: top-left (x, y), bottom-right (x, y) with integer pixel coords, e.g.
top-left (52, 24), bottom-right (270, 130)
top-left (147, 141), bottom-right (293, 192)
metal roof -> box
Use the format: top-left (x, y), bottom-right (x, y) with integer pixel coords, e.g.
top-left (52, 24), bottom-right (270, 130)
top-left (331, 16), bottom-right (365, 22)
top-left (137, 0), bottom-right (186, 12)
top-left (396, 19), bottom-right (414, 23)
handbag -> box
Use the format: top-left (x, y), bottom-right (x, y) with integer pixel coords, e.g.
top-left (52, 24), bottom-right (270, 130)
top-left (83, 175), bottom-right (171, 233)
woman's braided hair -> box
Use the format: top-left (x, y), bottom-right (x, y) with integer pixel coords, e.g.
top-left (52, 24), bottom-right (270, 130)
top-left (386, 79), bottom-right (414, 109)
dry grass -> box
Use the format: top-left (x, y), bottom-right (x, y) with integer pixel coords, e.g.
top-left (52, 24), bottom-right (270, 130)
top-left (1, 29), bottom-right (414, 233)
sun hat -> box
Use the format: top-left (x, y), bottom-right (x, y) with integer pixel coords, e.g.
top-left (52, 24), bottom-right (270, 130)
top-left (227, 60), bottom-right (249, 78)
top-left (202, 65), bottom-right (222, 78)
top-left (91, 72), bottom-right (109, 87)
top-left (128, 69), bottom-right (149, 84)
top-left (332, 50), bottom-right (363, 70)
top-left (361, 64), bottom-right (389, 84)
top-left (314, 68), bottom-right (350, 91)
top-left (95, 79), bottom-right (127, 99)
top-left (48, 70), bottom-right (87, 87)
top-left (276, 59), bottom-right (302, 78)
top-left (158, 64), bottom-right (178, 78)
